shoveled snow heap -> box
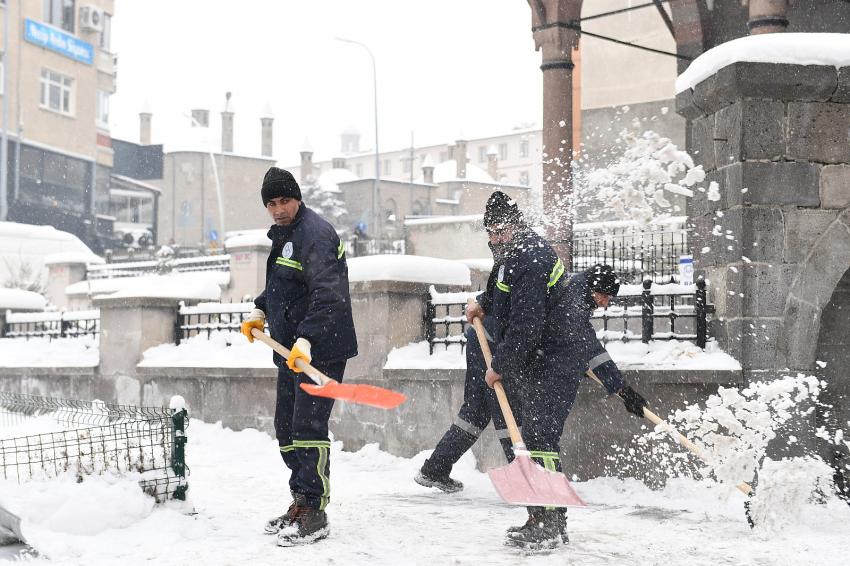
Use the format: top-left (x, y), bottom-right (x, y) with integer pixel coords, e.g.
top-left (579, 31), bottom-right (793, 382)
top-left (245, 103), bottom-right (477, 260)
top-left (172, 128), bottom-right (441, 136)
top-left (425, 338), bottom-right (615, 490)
top-left (676, 33), bottom-right (850, 93)
top-left (0, 336), bottom-right (98, 367)
top-left (1, 418), bottom-right (848, 564)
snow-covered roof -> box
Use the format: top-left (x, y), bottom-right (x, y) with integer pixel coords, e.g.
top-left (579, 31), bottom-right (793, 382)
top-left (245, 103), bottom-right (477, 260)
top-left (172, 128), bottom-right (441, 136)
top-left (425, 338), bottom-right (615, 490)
top-left (0, 221), bottom-right (99, 284)
top-left (677, 33), bottom-right (850, 93)
top-left (348, 255), bottom-right (470, 286)
top-left (44, 251), bottom-right (106, 266)
top-left (0, 288), bottom-right (47, 310)
top-left (414, 160), bottom-right (495, 185)
top-left (317, 168), bottom-right (359, 194)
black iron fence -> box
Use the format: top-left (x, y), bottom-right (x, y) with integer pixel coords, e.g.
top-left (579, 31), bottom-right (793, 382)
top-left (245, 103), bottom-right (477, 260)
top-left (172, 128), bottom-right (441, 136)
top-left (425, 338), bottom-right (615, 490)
top-left (1, 310), bottom-right (100, 340)
top-left (0, 393), bottom-right (188, 503)
top-left (571, 229), bottom-right (691, 284)
top-left (175, 301), bottom-right (263, 344)
top-left (424, 279), bottom-right (711, 355)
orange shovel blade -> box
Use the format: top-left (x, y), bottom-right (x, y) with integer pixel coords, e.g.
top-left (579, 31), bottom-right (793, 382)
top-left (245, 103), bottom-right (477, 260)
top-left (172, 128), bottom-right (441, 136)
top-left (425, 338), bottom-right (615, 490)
top-left (300, 381), bottom-right (407, 410)
top-left (488, 455), bottom-right (586, 508)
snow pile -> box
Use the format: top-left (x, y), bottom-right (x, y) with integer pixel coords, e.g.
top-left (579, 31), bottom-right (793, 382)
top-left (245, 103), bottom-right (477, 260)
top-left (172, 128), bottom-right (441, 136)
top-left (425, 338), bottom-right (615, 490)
top-left (428, 285), bottom-right (479, 305)
top-left (677, 33), bottom-right (850, 93)
top-left (139, 330), bottom-right (275, 368)
top-left (384, 341), bottom-right (465, 370)
top-left (0, 288), bottom-right (47, 310)
top-left (348, 255), bottom-right (470, 286)
top-left (575, 130), bottom-right (705, 225)
top-left (2, 419), bottom-right (848, 564)
top-left (0, 336), bottom-right (98, 367)
top-left (605, 339), bottom-right (741, 371)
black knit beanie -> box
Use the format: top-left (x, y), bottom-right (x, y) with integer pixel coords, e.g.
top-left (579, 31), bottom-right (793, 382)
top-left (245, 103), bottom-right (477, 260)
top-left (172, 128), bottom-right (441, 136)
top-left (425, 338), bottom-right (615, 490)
top-left (484, 191), bottom-right (522, 227)
top-left (586, 264), bottom-right (620, 296)
top-left (261, 167), bottom-right (301, 205)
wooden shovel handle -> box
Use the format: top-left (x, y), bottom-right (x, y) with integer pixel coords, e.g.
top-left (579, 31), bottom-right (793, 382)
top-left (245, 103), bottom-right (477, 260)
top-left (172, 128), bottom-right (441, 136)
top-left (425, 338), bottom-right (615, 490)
top-left (250, 328), bottom-right (331, 387)
top-left (469, 307), bottom-right (524, 449)
top-left (585, 369), bottom-right (753, 495)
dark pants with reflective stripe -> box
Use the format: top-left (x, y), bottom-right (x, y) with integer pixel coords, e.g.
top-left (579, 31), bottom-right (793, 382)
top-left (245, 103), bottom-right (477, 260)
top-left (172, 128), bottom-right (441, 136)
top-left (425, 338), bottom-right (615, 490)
top-left (275, 360), bottom-right (345, 510)
top-left (423, 318), bottom-right (522, 477)
top-left (521, 355), bottom-right (582, 474)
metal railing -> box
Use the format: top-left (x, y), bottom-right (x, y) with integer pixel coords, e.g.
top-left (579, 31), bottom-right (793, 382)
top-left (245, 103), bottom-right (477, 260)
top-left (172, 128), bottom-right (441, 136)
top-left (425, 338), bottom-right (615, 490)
top-left (87, 254), bottom-right (230, 280)
top-left (0, 393), bottom-right (188, 503)
top-left (424, 279), bottom-right (712, 354)
top-left (2, 310), bottom-right (100, 340)
top-left (175, 301), bottom-right (261, 344)
top-left (571, 229), bottom-right (691, 284)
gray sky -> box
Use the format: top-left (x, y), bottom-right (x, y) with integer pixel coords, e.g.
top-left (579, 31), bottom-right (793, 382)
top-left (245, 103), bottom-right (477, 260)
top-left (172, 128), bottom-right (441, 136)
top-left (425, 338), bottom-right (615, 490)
top-left (110, 0), bottom-right (543, 166)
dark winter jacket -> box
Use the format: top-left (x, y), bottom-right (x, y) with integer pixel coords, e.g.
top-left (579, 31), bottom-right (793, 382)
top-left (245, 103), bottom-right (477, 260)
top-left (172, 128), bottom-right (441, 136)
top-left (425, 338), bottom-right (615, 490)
top-left (255, 203), bottom-right (358, 366)
top-left (476, 228), bottom-right (565, 378)
top-left (548, 272), bottom-right (625, 394)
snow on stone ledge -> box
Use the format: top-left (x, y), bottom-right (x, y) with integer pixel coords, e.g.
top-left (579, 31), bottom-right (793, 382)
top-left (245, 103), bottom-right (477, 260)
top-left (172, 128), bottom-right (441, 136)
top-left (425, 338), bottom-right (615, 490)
top-left (0, 336), bottom-right (98, 367)
top-left (348, 255), bottom-right (470, 286)
top-left (384, 339), bottom-right (740, 372)
top-left (67, 272), bottom-right (228, 300)
top-left (139, 331), bottom-right (275, 368)
top-left (43, 251), bottom-right (105, 265)
top-left (429, 285), bottom-right (479, 305)
top-left (676, 33), bottom-right (850, 93)
top-left (224, 229), bottom-right (271, 249)
top-left (0, 288), bottom-right (47, 311)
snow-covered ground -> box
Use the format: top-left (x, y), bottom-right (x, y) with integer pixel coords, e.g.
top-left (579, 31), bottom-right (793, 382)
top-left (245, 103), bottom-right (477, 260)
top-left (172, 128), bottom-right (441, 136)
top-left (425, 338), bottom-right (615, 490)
top-left (1, 418), bottom-right (848, 565)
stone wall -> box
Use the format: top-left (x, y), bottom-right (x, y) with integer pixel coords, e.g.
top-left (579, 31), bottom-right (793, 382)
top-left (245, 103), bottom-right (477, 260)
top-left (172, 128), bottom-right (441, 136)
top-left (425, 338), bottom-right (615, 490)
top-left (677, 61), bottom-right (850, 458)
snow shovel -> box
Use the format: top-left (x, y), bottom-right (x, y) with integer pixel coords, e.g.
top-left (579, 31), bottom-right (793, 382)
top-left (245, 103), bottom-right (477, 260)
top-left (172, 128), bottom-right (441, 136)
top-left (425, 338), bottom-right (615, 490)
top-left (250, 328), bottom-right (407, 410)
top-left (585, 369), bottom-right (753, 496)
top-left (470, 314), bottom-right (586, 508)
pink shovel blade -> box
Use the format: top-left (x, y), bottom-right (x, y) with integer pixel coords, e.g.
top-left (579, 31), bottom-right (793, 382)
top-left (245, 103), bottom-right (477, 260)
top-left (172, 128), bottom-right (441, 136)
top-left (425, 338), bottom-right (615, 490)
top-left (488, 455), bottom-right (586, 508)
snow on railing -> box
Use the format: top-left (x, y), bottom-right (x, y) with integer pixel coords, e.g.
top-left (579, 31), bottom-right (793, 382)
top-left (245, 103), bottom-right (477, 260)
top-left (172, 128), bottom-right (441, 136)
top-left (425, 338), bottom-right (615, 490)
top-left (175, 301), bottom-right (261, 344)
top-left (2, 309), bottom-right (100, 340)
top-left (87, 254), bottom-right (231, 280)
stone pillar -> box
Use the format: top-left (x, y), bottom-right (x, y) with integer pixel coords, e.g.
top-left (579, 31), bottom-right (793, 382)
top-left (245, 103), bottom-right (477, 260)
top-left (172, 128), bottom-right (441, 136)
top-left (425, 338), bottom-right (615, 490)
top-left (677, 61), bottom-right (850, 383)
top-left (44, 259), bottom-right (90, 310)
top-left (224, 242), bottom-right (271, 302)
top-left (748, 0), bottom-right (789, 34)
top-left (530, 2), bottom-right (581, 263)
top-left (139, 112), bottom-right (152, 145)
top-left (93, 296), bottom-right (184, 405)
top-left (260, 116), bottom-right (274, 158)
top-left (454, 139), bottom-right (468, 179)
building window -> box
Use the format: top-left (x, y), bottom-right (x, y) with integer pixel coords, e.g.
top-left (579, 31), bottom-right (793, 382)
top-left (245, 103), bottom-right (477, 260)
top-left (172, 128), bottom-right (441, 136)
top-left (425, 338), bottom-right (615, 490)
top-left (478, 146), bottom-right (487, 163)
top-left (499, 143), bottom-right (508, 161)
top-left (355, 163), bottom-right (363, 177)
top-left (40, 69), bottom-right (74, 115)
top-left (519, 171), bottom-right (529, 186)
top-left (96, 90), bottom-right (109, 127)
top-left (100, 13), bottom-right (112, 50)
top-left (43, 0), bottom-right (76, 33)
top-left (520, 140), bottom-right (529, 158)
top-left (383, 159), bottom-right (391, 176)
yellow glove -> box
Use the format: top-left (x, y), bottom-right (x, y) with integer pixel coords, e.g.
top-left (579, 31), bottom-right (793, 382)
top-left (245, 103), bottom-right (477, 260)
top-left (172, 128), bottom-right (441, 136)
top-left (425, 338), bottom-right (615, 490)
top-left (241, 309), bottom-right (265, 342)
top-left (286, 337), bottom-right (312, 373)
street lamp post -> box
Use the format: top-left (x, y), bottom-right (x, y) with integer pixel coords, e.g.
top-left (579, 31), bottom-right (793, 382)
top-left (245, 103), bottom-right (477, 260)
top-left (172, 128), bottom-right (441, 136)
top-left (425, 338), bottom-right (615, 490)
top-left (184, 112), bottom-right (226, 248)
top-left (335, 37), bottom-right (381, 243)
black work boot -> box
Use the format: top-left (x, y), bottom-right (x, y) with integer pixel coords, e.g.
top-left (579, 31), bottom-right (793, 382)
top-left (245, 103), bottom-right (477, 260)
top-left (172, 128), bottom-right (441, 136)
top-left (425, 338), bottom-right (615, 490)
top-left (506, 507), bottom-right (542, 534)
top-left (414, 467), bottom-right (464, 493)
top-left (276, 507), bottom-right (330, 546)
top-left (264, 494), bottom-right (305, 535)
top-left (556, 508), bottom-right (568, 544)
top-left (505, 509), bottom-right (563, 551)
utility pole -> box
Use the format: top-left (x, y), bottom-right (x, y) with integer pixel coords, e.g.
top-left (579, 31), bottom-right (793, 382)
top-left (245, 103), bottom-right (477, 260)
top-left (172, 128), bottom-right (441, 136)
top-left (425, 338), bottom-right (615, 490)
top-left (1, 2), bottom-right (10, 221)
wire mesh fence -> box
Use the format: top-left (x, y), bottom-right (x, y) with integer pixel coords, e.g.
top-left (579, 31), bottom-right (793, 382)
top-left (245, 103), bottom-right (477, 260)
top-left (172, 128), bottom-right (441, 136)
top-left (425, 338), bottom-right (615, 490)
top-left (0, 393), bottom-right (188, 503)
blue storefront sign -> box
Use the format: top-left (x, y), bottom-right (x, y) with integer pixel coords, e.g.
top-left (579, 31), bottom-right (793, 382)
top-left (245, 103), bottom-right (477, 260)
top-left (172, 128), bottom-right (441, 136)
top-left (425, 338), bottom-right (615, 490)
top-left (24, 19), bottom-right (93, 65)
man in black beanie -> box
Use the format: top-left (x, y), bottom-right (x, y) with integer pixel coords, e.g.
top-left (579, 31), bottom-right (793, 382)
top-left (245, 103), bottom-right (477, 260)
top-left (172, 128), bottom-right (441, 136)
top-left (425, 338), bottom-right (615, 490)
top-left (241, 166), bottom-right (357, 546)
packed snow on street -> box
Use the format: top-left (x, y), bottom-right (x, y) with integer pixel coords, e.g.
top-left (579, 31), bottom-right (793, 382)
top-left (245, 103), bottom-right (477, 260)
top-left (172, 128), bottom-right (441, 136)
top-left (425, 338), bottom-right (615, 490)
top-left (2, 373), bottom-right (848, 565)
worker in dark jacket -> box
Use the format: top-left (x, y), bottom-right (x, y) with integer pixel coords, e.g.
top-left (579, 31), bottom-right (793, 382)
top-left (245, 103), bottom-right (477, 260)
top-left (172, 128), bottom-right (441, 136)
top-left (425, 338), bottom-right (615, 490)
top-left (478, 192), bottom-right (648, 550)
top-left (241, 167), bottom-right (357, 547)
top-left (415, 243), bottom-right (524, 492)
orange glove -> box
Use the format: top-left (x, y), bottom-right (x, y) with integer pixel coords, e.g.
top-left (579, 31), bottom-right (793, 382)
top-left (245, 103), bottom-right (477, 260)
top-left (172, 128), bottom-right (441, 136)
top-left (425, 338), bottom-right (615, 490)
top-left (240, 309), bottom-right (265, 342)
top-left (286, 337), bottom-right (312, 373)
